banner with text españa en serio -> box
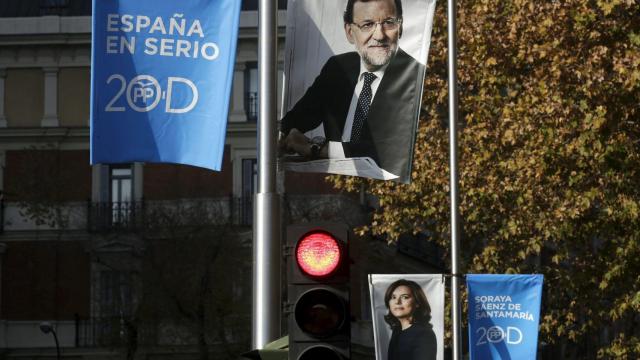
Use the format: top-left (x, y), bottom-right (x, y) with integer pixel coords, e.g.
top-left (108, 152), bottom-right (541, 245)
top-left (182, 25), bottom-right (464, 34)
top-left (90, 0), bottom-right (241, 170)
top-left (466, 274), bottom-right (544, 360)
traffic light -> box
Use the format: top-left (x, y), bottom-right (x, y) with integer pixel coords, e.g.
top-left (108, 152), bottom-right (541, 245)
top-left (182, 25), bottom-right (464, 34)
top-left (286, 224), bottom-right (350, 360)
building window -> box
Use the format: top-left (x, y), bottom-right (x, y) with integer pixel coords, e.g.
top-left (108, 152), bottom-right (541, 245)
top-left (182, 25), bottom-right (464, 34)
top-left (110, 166), bottom-right (133, 225)
top-left (243, 63), bottom-right (285, 122)
top-left (99, 270), bottom-right (132, 317)
top-left (241, 158), bottom-right (257, 225)
top-left (244, 62), bottom-right (258, 122)
top-left (97, 270), bottom-right (132, 345)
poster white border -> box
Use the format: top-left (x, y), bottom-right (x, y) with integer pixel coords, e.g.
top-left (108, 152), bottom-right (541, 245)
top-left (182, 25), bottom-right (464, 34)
top-left (369, 274), bottom-right (445, 360)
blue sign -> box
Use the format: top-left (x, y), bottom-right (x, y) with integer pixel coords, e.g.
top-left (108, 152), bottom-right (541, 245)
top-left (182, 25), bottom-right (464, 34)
top-left (90, 0), bottom-right (241, 170)
top-left (467, 274), bottom-right (544, 360)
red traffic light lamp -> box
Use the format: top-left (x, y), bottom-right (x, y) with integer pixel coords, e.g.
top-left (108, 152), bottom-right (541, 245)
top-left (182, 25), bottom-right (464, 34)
top-left (296, 230), bottom-right (343, 277)
top-left (287, 224), bottom-right (350, 360)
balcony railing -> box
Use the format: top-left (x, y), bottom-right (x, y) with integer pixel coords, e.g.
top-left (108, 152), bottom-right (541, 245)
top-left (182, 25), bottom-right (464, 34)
top-left (39, 0), bottom-right (71, 16)
top-left (0, 0), bottom-right (91, 17)
top-left (87, 201), bottom-right (144, 232)
top-left (88, 197), bottom-right (253, 232)
top-left (6, 195), bottom-right (362, 233)
top-left (76, 316), bottom-right (123, 347)
top-left (75, 314), bottom-right (251, 347)
top-left (245, 92), bottom-right (258, 122)
top-left (0, 0), bottom-right (285, 18)
top-left (241, 0), bottom-right (288, 11)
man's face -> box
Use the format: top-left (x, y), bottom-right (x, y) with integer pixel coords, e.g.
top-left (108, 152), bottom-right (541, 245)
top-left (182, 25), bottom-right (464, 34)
top-left (345, 0), bottom-right (402, 71)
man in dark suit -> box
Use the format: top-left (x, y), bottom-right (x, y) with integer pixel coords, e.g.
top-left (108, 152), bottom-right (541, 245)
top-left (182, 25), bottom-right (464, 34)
top-left (281, 0), bottom-right (424, 183)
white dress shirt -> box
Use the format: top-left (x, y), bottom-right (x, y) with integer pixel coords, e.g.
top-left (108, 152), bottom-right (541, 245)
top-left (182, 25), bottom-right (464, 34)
top-left (328, 60), bottom-right (388, 158)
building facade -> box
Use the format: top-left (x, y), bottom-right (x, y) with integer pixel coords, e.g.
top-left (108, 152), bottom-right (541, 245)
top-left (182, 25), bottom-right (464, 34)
top-left (0, 1), bottom-right (444, 359)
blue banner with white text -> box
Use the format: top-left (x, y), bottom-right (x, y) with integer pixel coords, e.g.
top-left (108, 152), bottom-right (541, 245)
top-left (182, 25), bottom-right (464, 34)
top-left (467, 274), bottom-right (544, 360)
top-left (90, 0), bottom-right (241, 170)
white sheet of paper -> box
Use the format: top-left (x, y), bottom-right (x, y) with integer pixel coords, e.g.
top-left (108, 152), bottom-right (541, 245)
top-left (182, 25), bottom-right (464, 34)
top-left (284, 157), bottom-right (399, 180)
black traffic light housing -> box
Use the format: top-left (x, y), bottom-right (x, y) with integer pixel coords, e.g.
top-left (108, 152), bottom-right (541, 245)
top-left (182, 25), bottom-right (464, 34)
top-left (286, 223), bottom-right (350, 360)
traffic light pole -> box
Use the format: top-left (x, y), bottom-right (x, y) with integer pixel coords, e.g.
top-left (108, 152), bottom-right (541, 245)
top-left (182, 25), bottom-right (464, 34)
top-left (252, 0), bottom-right (281, 349)
top-left (447, 0), bottom-right (463, 358)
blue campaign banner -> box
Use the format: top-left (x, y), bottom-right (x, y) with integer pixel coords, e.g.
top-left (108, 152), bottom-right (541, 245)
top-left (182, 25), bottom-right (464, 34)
top-left (90, 0), bottom-right (241, 170)
top-left (467, 274), bottom-right (544, 360)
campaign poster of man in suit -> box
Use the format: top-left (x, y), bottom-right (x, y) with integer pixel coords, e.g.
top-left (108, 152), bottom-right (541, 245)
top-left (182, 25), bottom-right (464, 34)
top-left (280, 0), bottom-right (436, 183)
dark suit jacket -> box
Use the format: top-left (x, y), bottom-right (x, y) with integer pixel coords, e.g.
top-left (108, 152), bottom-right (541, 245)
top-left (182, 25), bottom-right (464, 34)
top-left (281, 48), bottom-right (425, 183)
top-left (388, 323), bottom-right (437, 360)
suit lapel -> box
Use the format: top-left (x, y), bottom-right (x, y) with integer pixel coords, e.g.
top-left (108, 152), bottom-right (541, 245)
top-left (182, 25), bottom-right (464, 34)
top-left (324, 53), bottom-right (360, 140)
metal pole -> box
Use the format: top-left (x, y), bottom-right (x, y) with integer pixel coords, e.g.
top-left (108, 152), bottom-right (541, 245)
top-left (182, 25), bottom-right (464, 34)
top-left (447, 0), bottom-right (463, 358)
top-left (252, 0), bottom-right (281, 349)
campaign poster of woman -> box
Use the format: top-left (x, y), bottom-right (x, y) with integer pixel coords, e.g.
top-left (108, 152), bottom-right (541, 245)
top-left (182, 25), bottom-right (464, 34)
top-left (369, 274), bottom-right (444, 360)
top-left (280, 0), bottom-right (437, 183)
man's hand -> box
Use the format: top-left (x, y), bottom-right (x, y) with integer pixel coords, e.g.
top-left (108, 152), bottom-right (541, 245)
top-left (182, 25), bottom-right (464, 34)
top-left (281, 128), bottom-right (328, 159)
top-left (282, 128), bottom-right (312, 156)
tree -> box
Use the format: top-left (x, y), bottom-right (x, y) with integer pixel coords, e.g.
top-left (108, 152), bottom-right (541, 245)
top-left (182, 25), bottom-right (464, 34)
top-left (135, 200), bottom-right (251, 360)
top-left (11, 150), bottom-right (251, 359)
top-left (9, 145), bottom-right (78, 229)
top-left (330, 0), bottom-right (639, 358)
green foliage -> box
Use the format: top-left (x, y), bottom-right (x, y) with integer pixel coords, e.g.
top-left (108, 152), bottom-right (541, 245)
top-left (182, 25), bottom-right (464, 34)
top-left (330, 0), bottom-right (640, 357)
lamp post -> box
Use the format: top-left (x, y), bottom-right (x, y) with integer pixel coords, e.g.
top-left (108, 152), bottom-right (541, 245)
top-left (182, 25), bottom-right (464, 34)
top-left (39, 322), bottom-right (61, 360)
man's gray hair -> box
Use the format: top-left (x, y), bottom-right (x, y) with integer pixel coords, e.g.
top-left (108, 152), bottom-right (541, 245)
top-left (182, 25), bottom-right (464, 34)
top-left (343, 0), bottom-right (403, 24)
